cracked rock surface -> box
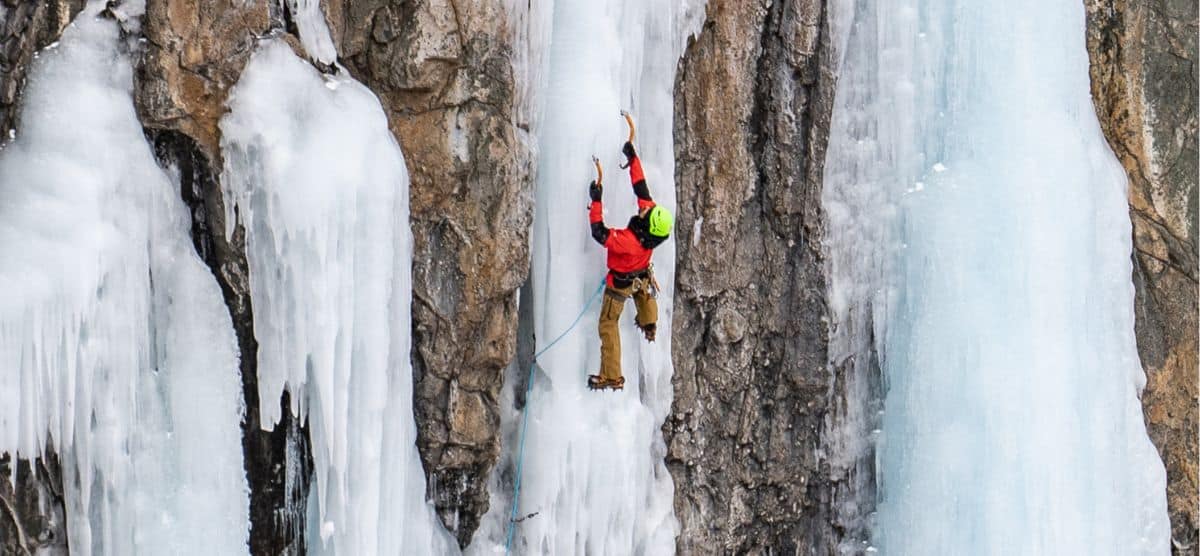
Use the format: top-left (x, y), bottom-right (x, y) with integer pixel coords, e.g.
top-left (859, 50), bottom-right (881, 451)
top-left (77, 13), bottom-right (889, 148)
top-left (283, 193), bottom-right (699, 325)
top-left (1086, 0), bottom-right (1199, 552)
top-left (325, 0), bottom-right (533, 546)
top-left (667, 0), bottom-right (873, 553)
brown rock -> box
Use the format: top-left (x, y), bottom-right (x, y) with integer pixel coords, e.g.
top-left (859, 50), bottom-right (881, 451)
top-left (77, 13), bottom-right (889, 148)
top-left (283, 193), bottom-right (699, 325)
top-left (137, 0), bottom-right (268, 156)
top-left (326, 0), bottom-right (533, 546)
top-left (669, 0), bottom-right (870, 552)
top-left (1085, 0), bottom-right (1199, 552)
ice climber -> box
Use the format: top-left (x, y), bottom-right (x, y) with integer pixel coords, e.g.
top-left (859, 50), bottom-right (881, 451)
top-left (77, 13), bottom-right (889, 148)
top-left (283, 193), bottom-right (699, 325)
top-left (586, 138), bottom-right (674, 391)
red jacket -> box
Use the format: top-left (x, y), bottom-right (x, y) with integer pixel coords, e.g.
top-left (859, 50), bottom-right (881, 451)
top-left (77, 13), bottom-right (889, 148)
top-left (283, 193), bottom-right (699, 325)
top-left (589, 156), bottom-right (656, 287)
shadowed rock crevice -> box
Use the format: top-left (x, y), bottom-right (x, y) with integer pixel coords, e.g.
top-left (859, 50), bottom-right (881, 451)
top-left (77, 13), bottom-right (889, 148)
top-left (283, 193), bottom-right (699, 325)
top-left (132, 2), bottom-right (323, 552)
top-left (0, 450), bottom-right (67, 555)
top-left (145, 128), bottom-right (314, 556)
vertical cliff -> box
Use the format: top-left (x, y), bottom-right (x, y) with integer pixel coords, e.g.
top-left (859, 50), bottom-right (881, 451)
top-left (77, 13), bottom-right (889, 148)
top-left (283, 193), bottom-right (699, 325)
top-left (1085, 1), bottom-right (1199, 552)
top-left (668, 0), bottom-right (872, 552)
top-left (2, 1), bottom-right (528, 550)
top-left (137, 0), bottom-right (531, 549)
top-left (326, 1), bottom-right (532, 546)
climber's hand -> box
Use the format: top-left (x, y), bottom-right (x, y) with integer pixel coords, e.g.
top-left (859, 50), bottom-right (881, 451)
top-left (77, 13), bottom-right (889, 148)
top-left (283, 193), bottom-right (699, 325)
top-left (589, 180), bottom-right (603, 202)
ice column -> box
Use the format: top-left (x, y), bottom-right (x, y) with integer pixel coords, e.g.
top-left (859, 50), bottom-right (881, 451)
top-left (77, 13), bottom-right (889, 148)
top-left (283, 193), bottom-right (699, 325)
top-left (822, 0), bottom-right (1171, 553)
top-left (470, 1), bottom-right (703, 554)
top-left (0, 4), bottom-right (248, 555)
top-left (220, 39), bottom-right (453, 554)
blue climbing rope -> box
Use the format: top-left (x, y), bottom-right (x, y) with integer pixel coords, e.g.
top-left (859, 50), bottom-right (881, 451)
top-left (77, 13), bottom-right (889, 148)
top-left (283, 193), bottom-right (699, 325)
top-left (504, 277), bottom-right (607, 554)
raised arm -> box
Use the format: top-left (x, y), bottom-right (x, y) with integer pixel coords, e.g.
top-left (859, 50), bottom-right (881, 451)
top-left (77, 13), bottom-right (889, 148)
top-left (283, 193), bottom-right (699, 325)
top-left (623, 142), bottom-right (655, 212)
top-left (588, 181), bottom-right (610, 245)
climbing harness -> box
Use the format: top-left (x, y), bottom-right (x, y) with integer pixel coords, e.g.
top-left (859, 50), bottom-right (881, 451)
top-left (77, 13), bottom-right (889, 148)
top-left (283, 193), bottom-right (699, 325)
top-left (504, 278), bottom-right (607, 555)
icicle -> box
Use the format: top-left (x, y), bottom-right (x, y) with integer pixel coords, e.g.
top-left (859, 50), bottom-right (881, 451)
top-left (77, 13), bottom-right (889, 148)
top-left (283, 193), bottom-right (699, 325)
top-left (220, 39), bottom-right (453, 554)
top-left (0, 3), bottom-right (248, 554)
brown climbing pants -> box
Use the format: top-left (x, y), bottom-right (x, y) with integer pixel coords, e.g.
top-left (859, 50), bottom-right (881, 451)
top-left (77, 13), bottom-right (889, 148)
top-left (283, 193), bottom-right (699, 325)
top-left (598, 278), bottom-right (657, 381)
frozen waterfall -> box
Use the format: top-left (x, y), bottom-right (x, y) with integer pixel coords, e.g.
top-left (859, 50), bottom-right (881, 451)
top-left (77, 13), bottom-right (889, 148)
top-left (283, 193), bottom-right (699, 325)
top-left (0, 3), bottom-right (248, 554)
top-left (468, 1), bottom-right (703, 554)
top-left (822, 0), bottom-right (1171, 554)
top-left (219, 39), bottom-right (453, 554)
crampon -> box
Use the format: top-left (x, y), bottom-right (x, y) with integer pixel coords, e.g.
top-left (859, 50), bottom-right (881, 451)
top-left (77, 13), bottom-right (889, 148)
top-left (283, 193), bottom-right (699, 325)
top-left (587, 374), bottom-right (625, 391)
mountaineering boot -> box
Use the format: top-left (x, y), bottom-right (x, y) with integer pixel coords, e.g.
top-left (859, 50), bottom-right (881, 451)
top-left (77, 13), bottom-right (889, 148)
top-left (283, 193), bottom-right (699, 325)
top-left (587, 374), bottom-right (625, 391)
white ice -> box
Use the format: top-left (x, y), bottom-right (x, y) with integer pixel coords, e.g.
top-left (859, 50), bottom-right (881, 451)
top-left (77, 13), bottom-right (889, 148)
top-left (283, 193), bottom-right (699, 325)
top-left (286, 0), bottom-right (338, 65)
top-left (219, 39), bottom-right (452, 554)
top-left (0, 3), bottom-right (248, 554)
top-left (823, 0), bottom-right (1170, 554)
top-left (469, 1), bottom-right (704, 554)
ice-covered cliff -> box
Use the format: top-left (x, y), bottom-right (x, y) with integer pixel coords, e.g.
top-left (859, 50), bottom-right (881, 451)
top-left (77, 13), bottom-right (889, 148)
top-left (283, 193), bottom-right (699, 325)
top-left (0, 3), bottom-right (247, 554)
top-left (0, 0), bottom-right (1193, 554)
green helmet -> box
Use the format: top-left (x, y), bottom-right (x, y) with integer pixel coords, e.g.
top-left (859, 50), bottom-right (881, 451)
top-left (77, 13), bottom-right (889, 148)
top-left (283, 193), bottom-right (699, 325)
top-left (647, 205), bottom-right (673, 238)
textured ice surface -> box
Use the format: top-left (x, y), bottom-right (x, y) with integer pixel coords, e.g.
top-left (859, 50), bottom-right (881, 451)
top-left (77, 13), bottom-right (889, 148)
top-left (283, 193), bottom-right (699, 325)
top-left (0, 4), bottom-right (248, 554)
top-left (469, 1), bottom-right (704, 554)
top-left (823, 0), bottom-right (1170, 553)
top-left (220, 39), bottom-right (452, 555)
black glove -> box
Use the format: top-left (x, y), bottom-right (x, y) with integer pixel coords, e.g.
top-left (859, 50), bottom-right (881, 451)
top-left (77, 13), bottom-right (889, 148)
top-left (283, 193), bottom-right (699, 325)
top-left (622, 141), bottom-right (637, 160)
top-left (589, 181), bottom-right (603, 202)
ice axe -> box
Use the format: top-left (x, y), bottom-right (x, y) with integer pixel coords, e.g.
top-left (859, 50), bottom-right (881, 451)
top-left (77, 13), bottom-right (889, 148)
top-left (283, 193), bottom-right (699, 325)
top-left (619, 110), bottom-right (636, 169)
top-left (592, 155), bottom-right (603, 185)
top-left (587, 156), bottom-right (603, 208)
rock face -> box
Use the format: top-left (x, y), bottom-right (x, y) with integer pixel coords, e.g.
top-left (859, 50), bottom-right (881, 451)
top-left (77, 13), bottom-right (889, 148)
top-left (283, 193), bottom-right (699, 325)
top-left (668, 0), bottom-right (872, 552)
top-left (1084, 1), bottom-right (1199, 552)
top-left (325, 1), bottom-right (532, 546)
top-left (1, 1), bottom-right (1190, 555)
top-left (0, 452), bottom-right (67, 555)
top-left (135, 3), bottom-right (318, 554)
top-left (3, 0), bottom-right (529, 550)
